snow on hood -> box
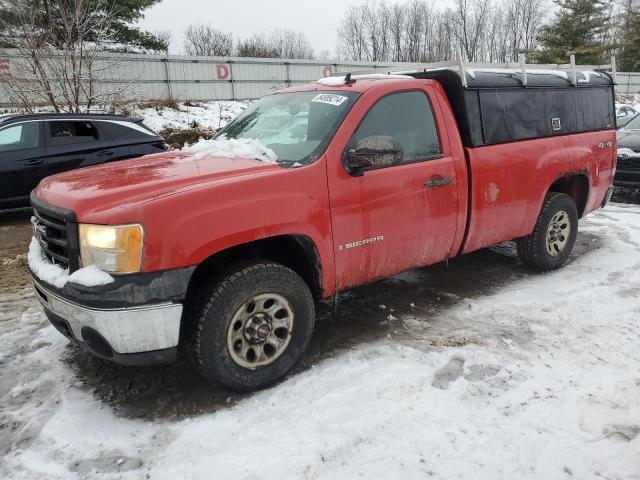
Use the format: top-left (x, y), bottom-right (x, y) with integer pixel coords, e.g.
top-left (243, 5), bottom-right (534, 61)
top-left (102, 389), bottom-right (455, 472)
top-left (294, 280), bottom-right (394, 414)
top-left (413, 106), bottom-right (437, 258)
top-left (184, 137), bottom-right (278, 163)
top-left (28, 237), bottom-right (113, 288)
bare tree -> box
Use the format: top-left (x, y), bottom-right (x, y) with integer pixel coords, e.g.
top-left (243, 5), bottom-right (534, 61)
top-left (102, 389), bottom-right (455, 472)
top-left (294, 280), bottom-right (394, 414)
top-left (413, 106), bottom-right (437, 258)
top-left (389, 3), bottom-right (405, 61)
top-left (156, 30), bottom-right (172, 54)
top-left (236, 30), bottom-right (313, 59)
top-left (337, 5), bottom-right (368, 61)
top-left (0, 0), bottom-right (133, 112)
top-left (268, 29), bottom-right (314, 59)
top-left (501, 0), bottom-right (546, 60)
top-left (183, 23), bottom-right (233, 56)
top-left (236, 33), bottom-right (279, 58)
top-left (317, 49), bottom-right (334, 61)
top-left (335, 0), bottom-right (547, 63)
top-left (451, 0), bottom-right (492, 62)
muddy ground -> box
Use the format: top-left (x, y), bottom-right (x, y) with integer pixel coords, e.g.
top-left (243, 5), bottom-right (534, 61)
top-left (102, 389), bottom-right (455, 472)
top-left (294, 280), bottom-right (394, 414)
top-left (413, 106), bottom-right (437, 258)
top-left (0, 189), bottom-right (637, 421)
top-left (0, 210), bottom-right (32, 295)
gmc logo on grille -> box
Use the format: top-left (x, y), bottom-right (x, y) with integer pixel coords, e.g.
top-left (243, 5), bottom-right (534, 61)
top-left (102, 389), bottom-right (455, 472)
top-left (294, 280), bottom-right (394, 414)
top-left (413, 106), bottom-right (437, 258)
top-left (32, 219), bottom-right (48, 249)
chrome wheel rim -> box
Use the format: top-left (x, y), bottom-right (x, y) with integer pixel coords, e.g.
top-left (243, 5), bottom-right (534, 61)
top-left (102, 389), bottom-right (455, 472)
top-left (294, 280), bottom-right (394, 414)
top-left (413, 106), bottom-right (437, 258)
top-left (226, 293), bottom-right (294, 369)
top-left (546, 210), bottom-right (571, 257)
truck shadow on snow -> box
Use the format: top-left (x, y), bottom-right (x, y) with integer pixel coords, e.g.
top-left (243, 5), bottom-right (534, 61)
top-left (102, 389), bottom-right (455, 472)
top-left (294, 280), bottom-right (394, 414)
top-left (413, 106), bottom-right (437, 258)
top-left (64, 232), bottom-right (602, 420)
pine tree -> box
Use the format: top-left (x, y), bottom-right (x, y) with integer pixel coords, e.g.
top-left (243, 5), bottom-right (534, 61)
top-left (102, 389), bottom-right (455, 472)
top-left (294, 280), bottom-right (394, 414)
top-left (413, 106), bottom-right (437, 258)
top-left (534, 0), bottom-right (613, 64)
top-left (619, 1), bottom-right (640, 71)
top-left (0, 0), bottom-right (167, 52)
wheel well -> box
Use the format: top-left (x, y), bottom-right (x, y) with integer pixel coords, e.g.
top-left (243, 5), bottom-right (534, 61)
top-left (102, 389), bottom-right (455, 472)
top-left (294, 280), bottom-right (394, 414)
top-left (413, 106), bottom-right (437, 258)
top-left (548, 174), bottom-right (589, 217)
top-left (184, 235), bottom-right (323, 307)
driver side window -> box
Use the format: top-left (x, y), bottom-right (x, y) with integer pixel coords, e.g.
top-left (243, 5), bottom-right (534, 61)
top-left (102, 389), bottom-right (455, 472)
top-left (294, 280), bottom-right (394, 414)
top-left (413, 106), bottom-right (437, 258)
top-left (353, 91), bottom-right (441, 165)
top-left (0, 123), bottom-right (41, 152)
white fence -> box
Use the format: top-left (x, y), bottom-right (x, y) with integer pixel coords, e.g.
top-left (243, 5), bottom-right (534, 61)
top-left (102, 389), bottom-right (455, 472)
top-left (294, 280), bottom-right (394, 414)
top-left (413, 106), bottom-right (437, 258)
top-left (0, 49), bottom-right (638, 107)
top-left (616, 72), bottom-right (640, 95)
top-left (0, 50), bottom-right (407, 107)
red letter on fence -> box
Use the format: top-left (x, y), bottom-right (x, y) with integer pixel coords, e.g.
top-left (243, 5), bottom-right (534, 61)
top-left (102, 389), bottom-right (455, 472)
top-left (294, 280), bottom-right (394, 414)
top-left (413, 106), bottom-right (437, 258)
top-left (216, 64), bottom-right (229, 80)
top-left (0, 57), bottom-right (11, 79)
top-left (322, 65), bottom-right (332, 78)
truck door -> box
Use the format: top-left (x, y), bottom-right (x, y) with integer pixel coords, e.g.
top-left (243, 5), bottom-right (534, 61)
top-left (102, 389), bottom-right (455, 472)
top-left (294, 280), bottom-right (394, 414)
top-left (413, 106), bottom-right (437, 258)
top-left (326, 88), bottom-right (460, 290)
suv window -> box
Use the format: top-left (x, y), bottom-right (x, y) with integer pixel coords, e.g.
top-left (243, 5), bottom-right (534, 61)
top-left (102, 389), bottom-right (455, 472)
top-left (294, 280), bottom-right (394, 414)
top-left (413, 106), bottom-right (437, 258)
top-left (99, 120), bottom-right (155, 143)
top-left (0, 122), bottom-right (41, 152)
top-left (48, 121), bottom-right (98, 146)
top-left (353, 91), bottom-right (441, 164)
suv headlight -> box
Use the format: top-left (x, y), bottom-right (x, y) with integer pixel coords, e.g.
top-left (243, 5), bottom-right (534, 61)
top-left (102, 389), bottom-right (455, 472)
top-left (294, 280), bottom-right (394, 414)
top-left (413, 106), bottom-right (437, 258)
top-left (79, 224), bottom-right (144, 274)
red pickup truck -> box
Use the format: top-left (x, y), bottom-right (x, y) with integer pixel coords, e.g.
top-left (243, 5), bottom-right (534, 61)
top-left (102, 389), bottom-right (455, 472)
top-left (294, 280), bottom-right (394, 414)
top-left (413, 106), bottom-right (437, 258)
top-left (29, 66), bottom-right (616, 390)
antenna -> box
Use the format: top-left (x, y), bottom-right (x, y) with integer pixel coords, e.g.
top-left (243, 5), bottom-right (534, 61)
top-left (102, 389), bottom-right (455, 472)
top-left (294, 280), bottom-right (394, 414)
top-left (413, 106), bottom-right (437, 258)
top-left (344, 72), bottom-right (355, 84)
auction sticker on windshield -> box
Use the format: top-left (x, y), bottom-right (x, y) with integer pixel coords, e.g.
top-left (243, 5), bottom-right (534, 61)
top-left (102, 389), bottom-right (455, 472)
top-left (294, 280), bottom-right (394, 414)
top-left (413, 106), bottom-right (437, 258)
top-left (311, 94), bottom-right (348, 106)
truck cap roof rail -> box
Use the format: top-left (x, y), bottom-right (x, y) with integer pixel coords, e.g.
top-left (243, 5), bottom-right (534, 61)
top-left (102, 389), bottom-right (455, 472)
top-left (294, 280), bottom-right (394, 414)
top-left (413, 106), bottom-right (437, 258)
top-left (316, 72), bottom-right (412, 86)
top-left (336, 52), bottom-right (617, 88)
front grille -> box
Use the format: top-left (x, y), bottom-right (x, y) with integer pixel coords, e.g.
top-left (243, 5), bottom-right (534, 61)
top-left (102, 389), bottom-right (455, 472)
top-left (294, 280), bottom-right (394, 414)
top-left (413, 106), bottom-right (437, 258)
top-left (32, 208), bottom-right (70, 269)
top-left (617, 156), bottom-right (640, 172)
top-left (30, 192), bottom-right (80, 273)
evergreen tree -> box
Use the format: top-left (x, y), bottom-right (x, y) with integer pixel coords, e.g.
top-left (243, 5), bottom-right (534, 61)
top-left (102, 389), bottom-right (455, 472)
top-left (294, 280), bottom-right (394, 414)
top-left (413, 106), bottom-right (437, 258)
top-left (0, 0), bottom-right (167, 52)
top-left (619, 1), bottom-right (640, 71)
top-left (534, 0), bottom-right (613, 64)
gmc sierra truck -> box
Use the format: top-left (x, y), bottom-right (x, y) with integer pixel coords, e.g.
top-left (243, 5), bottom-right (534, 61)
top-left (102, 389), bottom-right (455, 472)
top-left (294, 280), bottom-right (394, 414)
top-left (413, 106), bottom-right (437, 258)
top-left (29, 63), bottom-right (616, 391)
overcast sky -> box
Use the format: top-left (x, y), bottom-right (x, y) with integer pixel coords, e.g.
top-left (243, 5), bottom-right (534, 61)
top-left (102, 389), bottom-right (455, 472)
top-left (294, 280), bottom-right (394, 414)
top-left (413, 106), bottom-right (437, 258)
top-left (139, 0), bottom-right (453, 56)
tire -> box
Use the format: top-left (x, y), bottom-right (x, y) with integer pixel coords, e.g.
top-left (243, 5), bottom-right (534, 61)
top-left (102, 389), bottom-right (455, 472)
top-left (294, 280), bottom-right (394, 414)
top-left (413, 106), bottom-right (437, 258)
top-left (188, 260), bottom-right (315, 391)
top-left (516, 192), bottom-right (578, 271)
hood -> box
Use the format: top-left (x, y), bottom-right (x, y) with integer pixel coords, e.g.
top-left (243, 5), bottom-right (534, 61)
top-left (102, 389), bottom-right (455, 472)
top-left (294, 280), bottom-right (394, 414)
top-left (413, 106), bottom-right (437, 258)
top-left (617, 128), bottom-right (640, 152)
top-left (35, 150), bottom-right (281, 219)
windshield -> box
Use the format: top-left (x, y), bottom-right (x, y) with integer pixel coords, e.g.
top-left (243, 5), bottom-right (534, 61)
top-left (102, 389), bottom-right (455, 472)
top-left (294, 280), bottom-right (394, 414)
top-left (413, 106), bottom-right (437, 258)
top-left (623, 113), bottom-right (640, 130)
top-left (216, 91), bottom-right (359, 165)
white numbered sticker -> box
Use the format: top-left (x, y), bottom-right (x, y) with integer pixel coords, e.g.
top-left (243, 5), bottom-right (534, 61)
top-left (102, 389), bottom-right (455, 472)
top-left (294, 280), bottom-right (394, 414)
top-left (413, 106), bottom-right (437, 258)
top-left (311, 93), bottom-right (348, 106)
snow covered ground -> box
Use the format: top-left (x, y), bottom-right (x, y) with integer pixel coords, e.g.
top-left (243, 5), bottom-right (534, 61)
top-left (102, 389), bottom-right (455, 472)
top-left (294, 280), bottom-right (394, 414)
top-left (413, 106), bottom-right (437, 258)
top-left (0, 100), bottom-right (250, 135)
top-left (1, 204), bottom-right (640, 479)
top-left (132, 100), bottom-right (250, 133)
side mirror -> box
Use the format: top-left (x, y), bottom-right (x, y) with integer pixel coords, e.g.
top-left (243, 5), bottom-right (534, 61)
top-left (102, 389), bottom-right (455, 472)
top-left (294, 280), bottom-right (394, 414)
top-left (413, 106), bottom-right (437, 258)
top-left (346, 135), bottom-right (403, 174)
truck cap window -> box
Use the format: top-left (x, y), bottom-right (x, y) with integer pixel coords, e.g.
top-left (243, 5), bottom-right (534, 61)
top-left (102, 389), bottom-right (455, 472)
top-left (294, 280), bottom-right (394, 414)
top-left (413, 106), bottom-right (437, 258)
top-left (353, 91), bottom-right (441, 164)
top-left (0, 122), bottom-right (41, 152)
top-left (216, 91), bottom-right (359, 165)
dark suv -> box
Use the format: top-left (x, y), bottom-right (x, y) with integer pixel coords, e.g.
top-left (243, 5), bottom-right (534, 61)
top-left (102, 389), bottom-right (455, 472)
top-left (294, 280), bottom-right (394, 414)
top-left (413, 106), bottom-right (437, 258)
top-left (0, 113), bottom-right (165, 210)
top-left (616, 113), bottom-right (640, 188)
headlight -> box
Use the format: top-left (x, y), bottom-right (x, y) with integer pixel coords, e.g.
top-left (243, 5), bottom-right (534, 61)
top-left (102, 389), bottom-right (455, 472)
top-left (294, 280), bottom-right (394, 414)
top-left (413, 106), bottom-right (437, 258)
top-left (79, 224), bottom-right (144, 274)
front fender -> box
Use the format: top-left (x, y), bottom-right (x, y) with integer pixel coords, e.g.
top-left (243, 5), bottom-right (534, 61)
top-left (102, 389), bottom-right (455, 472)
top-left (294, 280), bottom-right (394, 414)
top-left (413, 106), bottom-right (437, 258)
top-left (138, 159), bottom-right (336, 295)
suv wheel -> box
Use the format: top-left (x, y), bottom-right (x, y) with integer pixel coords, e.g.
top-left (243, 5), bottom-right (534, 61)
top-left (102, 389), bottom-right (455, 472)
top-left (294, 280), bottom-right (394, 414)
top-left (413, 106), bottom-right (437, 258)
top-left (516, 192), bottom-right (578, 271)
top-left (188, 261), bottom-right (315, 391)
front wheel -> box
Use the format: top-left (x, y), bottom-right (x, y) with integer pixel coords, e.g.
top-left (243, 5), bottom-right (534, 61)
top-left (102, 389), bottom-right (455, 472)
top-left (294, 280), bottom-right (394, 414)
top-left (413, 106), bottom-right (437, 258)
top-left (516, 192), bottom-right (578, 271)
top-left (188, 261), bottom-right (315, 391)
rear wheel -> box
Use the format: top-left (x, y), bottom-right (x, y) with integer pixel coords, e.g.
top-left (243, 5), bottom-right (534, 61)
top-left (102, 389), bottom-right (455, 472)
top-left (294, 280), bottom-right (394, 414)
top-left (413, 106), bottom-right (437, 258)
top-left (516, 192), bottom-right (578, 271)
top-left (188, 261), bottom-right (315, 391)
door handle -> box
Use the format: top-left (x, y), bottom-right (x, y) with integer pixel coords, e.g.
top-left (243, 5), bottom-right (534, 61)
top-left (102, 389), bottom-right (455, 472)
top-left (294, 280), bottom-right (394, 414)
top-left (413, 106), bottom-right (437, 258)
top-left (24, 159), bottom-right (45, 166)
top-left (424, 176), bottom-right (453, 189)
top-left (97, 150), bottom-right (115, 157)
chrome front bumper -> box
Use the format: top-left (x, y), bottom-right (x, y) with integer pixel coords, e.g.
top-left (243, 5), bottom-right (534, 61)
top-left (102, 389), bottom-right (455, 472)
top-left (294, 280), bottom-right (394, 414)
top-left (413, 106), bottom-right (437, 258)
top-left (32, 278), bottom-right (183, 356)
